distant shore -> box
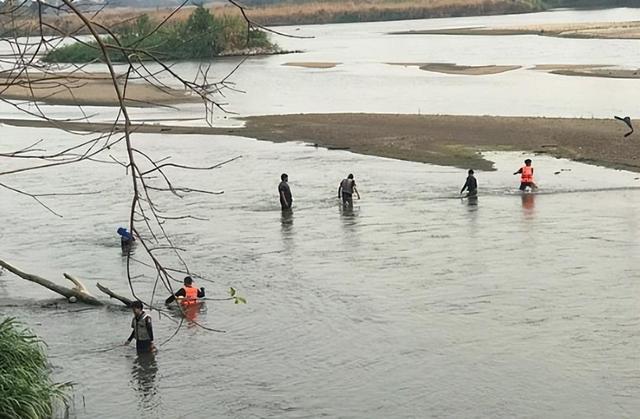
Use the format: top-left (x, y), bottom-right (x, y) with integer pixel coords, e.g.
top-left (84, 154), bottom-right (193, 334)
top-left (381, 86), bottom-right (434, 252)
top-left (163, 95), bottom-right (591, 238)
top-left (391, 20), bottom-right (640, 40)
top-left (2, 114), bottom-right (637, 172)
top-left (8, 1), bottom-right (543, 37)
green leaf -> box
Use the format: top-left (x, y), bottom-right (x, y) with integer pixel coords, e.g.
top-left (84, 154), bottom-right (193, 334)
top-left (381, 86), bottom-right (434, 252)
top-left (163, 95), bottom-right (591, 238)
top-left (229, 287), bottom-right (236, 297)
top-left (235, 296), bottom-right (247, 304)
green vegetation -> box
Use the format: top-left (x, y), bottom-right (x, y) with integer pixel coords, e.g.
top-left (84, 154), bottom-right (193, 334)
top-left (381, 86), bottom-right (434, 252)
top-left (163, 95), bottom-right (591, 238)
top-left (44, 6), bottom-right (277, 63)
top-left (0, 318), bottom-right (69, 419)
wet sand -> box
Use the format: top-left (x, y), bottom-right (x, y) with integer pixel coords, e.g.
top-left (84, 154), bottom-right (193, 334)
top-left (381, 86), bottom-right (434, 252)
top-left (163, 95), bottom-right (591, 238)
top-left (390, 62), bottom-right (639, 79)
top-left (1, 113), bottom-right (637, 172)
top-left (391, 20), bottom-right (640, 40)
top-left (0, 72), bottom-right (200, 107)
top-left (283, 62), bottom-right (340, 69)
top-left (390, 62), bottom-right (520, 75)
top-left (533, 65), bottom-right (640, 79)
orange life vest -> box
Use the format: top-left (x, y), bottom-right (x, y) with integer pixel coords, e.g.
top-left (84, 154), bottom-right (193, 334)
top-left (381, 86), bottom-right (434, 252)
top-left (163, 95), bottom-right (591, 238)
top-left (521, 165), bottom-right (534, 183)
top-left (182, 285), bottom-right (198, 305)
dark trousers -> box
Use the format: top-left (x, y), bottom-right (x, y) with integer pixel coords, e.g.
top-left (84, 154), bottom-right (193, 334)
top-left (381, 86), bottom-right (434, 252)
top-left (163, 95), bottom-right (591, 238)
top-left (341, 192), bottom-right (353, 206)
top-left (280, 199), bottom-right (292, 210)
top-left (136, 340), bottom-right (152, 354)
top-left (519, 182), bottom-right (535, 191)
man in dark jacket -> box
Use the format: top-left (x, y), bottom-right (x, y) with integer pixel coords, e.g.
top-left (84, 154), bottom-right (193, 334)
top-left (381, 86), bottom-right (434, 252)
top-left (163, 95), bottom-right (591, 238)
top-left (460, 169), bottom-right (478, 197)
top-left (278, 173), bottom-right (293, 210)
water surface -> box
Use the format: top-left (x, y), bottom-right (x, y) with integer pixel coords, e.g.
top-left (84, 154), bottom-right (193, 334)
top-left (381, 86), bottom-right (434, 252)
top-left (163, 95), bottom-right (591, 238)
top-left (1, 127), bottom-right (639, 417)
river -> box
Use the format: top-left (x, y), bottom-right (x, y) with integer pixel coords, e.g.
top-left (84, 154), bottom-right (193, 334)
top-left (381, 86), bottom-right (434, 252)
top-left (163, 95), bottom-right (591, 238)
top-left (0, 7), bottom-right (639, 419)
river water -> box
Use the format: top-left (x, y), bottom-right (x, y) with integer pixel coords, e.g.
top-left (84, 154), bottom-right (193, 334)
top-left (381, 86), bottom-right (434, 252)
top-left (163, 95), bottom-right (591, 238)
top-left (1, 6), bottom-right (640, 419)
top-left (1, 125), bottom-right (640, 417)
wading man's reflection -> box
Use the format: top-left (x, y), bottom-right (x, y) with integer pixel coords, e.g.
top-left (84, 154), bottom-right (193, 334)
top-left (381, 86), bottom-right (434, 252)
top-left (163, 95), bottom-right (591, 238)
top-left (521, 192), bottom-right (535, 216)
top-left (130, 353), bottom-right (159, 411)
top-left (281, 209), bottom-right (294, 234)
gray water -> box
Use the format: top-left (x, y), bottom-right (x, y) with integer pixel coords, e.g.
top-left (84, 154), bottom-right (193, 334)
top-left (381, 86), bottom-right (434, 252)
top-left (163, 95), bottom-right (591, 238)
top-left (1, 123), bottom-right (639, 418)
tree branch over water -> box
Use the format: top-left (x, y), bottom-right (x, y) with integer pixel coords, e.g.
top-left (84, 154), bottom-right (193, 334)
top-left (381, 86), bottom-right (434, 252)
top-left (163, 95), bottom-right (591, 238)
top-left (0, 0), bottom-right (253, 325)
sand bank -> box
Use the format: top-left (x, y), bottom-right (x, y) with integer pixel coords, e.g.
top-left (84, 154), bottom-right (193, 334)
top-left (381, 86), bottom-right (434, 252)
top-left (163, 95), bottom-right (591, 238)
top-left (390, 62), bottom-right (520, 75)
top-left (390, 20), bottom-right (640, 40)
top-left (0, 72), bottom-right (199, 107)
top-left (533, 65), bottom-right (640, 79)
top-left (283, 62), bottom-right (340, 69)
top-left (1, 113), bottom-right (638, 172)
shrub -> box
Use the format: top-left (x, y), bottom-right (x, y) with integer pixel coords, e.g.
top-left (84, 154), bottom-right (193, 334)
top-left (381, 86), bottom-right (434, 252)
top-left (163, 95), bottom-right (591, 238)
top-left (0, 318), bottom-right (69, 419)
top-left (44, 6), bottom-right (277, 63)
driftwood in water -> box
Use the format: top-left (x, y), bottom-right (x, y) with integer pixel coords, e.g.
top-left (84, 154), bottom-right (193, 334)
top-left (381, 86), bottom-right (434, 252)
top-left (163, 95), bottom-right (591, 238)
top-left (96, 283), bottom-right (133, 307)
top-left (0, 258), bottom-right (103, 305)
top-left (0, 258), bottom-right (132, 307)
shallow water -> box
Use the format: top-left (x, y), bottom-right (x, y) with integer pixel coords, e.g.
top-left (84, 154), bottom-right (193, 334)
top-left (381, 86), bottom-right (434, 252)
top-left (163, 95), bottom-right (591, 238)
top-left (1, 125), bottom-right (639, 418)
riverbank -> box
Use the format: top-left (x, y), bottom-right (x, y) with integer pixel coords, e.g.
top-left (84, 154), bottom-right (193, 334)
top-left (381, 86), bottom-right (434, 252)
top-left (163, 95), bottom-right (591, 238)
top-left (218, 0), bottom-right (544, 26)
top-left (391, 20), bottom-right (640, 39)
top-left (1, 113), bottom-right (636, 172)
top-left (0, 72), bottom-right (199, 107)
top-left (5, 1), bottom-right (544, 37)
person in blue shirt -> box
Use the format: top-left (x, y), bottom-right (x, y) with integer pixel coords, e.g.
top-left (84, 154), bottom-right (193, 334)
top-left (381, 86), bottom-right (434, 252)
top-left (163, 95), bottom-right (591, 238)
top-left (117, 227), bottom-right (134, 248)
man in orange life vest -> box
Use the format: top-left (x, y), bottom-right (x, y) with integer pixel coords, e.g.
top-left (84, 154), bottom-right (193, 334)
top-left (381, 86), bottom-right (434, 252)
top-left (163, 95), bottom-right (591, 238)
top-left (165, 276), bottom-right (205, 305)
top-left (514, 159), bottom-right (538, 191)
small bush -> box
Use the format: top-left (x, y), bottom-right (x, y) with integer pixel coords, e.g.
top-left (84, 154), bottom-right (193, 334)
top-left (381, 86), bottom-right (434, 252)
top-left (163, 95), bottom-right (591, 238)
top-left (44, 6), bottom-right (277, 63)
top-left (0, 318), bottom-right (69, 419)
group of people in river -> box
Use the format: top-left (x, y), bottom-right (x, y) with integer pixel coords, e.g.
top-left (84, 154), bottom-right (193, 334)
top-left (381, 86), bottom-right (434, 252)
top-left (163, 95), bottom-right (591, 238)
top-left (279, 172), bottom-right (362, 210)
top-left (125, 275), bottom-right (204, 354)
top-left (279, 158), bottom-right (537, 208)
top-left (121, 158), bottom-right (537, 355)
top-left (278, 172), bottom-right (362, 210)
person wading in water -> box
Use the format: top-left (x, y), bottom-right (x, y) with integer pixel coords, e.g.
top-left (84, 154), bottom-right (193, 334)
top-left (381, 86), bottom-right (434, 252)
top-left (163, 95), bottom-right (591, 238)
top-left (338, 173), bottom-right (360, 207)
top-left (278, 173), bottom-right (293, 210)
top-left (514, 159), bottom-right (538, 191)
top-left (460, 169), bottom-right (478, 197)
top-left (124, 301), bottom-right (155, 354)
top-left (165, 276), bottom-right (205, 306)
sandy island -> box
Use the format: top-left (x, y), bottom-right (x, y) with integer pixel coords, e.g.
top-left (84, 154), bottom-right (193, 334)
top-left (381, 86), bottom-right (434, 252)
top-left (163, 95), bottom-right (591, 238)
top-left (283, 62), bottom-right (340, 69)
top-left (533, 64), bottom-right (640, 79)
top-left (2, 113), bottom-right (638, 172)
top-left (390, 62), bottom-right (520, 75)
top-left (390, 20), bottom-right (640, 40)
top-left (390, 62), bottom-right (639, 79)
top-left (0, 72), bottom-right (200, 107)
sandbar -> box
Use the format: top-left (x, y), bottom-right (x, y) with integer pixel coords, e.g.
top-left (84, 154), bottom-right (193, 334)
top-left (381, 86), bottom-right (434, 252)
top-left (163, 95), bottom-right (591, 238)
top-left (1, 113), bottom-right (638, 172)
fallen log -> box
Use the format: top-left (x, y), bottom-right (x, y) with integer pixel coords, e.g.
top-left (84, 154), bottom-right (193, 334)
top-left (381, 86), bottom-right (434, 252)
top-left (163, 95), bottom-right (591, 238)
top-left (0, 258), bottom-right (103, 305)
top-left (0, 258), bottom-right (133, 307)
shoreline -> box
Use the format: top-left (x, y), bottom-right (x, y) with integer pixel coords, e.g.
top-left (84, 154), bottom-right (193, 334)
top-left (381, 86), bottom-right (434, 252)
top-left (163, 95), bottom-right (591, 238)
top-left (390, 20), bottom-right (640, 40)
top-left (1, 113), bottom-right (638, 172)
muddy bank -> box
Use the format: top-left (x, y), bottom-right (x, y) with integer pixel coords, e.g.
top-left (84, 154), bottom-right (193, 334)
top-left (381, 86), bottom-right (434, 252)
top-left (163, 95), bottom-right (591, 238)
top-left (533, 65), bottom-right (640, 79)
top-left (390, 62), bottom-right (520, 75)
top-left (0, 72), bottom-right (200, 107)
top-left (390, 62), bottom-right (639, 79)
top-left (283, 62), bottom-right (340, 69)
top-left (0, 114), bottom-right (637, 171)
top-left (390, 20), bottom-right (640, 39)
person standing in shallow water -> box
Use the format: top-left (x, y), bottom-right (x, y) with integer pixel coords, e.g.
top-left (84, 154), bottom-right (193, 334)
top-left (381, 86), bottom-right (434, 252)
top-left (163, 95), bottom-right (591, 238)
top-left (460, 169), bottom-right (478, 197)
top-left (125, 301), bottom-right (155, 355)
top-left (338, 173), bottom-right (360, 206)
top-left (278, 173), bottom-right (293, 210)
top-left (514, 158), bottom-right (538, 191)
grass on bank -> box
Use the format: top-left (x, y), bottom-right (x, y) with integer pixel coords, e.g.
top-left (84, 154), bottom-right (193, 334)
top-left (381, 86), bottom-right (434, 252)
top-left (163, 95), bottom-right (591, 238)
top-left (216, 0), bottom-right (546, 25)
top-left (44, 6), bottom-right (277, 63)
top-left (0, 317), bottom-right (70, 419)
